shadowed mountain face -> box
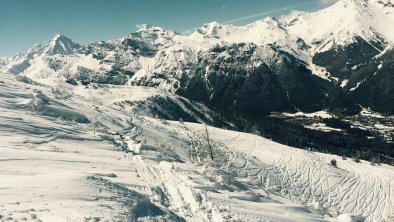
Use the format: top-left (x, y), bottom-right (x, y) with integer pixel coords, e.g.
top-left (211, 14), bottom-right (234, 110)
top-left (312, 36), bottom-right (385, 79)
top-left (47, 35), bottom-right (81, 55)
top-left (314, 39), bottom-right (394, 114)
top-left (337, 48), bottom-right (394, 113)
top-left (179, 43), bottom-right (328, 114)
top-left (351, 49), bottom-right (394, 113)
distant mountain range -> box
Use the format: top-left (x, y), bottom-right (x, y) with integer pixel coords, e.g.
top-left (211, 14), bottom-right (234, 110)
top-left (1, 0), bottom-right (393, 114)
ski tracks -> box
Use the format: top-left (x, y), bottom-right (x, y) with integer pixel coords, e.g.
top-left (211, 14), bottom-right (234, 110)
top-left (129, 155), bottom-right (224, 221)
top-left (208, 131), bottom-right (394, 221)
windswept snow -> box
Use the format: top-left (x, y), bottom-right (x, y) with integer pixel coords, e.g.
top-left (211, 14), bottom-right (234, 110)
top-left (0, 73), bottom-right (393, 221)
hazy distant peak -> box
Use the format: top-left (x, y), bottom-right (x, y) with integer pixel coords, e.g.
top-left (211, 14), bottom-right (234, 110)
top-left (46, 34), bottom-right (80, 55)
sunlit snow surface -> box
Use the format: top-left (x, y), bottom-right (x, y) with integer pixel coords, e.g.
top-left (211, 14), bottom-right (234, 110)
top-left (0, 73), bottom-right (393, 222)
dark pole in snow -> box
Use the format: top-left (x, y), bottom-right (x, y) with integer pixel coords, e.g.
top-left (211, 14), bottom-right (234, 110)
top-left (204, 124), bottom-right (214, 161)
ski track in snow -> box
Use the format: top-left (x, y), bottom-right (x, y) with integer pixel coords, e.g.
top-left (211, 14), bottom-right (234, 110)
top-left (0, 73), bottom-right (393, 222)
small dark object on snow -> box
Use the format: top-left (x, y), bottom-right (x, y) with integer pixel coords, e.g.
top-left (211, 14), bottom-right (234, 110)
top-left (330, 159), bottom-right (337, 167)
top-left (81, 80), bottom-right (90, 86)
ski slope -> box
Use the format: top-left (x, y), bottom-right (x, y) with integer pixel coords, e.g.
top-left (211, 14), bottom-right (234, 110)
top-left (0, 73), bottom-right (393, 222)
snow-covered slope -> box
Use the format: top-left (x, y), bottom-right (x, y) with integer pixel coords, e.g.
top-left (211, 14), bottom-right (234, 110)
top-left (1, 72), bottom-right (393, 221)
top-left (282, 0), bottom-right (394, 52)
top-left (186, 18), bottom-right (301, 54)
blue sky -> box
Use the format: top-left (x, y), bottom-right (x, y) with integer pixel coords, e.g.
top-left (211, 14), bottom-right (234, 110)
top-left (0, 0), bottom-right (335, 57)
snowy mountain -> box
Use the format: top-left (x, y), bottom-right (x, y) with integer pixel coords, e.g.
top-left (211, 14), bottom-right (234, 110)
top-left (0, 0), bottom-right (392, 157)
top-left (1, 0), bottom-right (393, 115)
top-left (1, 0), bottom-right (394, 221)
top-left (1, 73), bottom-right (393, 222)
top-left (0, 0), bottom-right (392, 141)
top-left (282, 0), bottom-right (394, 52)
top-left (3, 0), bottom-right (393, 71)
top-left (45, 34), bottom-right (81, 55)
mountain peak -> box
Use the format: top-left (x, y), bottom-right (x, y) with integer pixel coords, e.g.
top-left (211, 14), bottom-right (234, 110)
top-left (262, 16), bottom-right (278, 23)
top-left (51, 34), bottom-right (66, 40)
top-left (204, 21), bottom-right (222, 28)
top-left (248, 16), bottom-right (281, 29)
top-left (281, 0), bottom-right (394, 50)
top-left (46, 34), bottom-right (80, 55)
top-left (136, 24), bottom-right (173, 34)
top-left (194, 21), bottom-right (231, 38)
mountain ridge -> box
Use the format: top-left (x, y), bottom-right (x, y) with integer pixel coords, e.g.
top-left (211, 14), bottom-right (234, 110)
top-left (1, 0), bottom-right (393, 114)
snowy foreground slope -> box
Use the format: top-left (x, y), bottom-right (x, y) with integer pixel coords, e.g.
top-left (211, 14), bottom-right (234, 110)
top-left (0, 73), bottom-right (393, 222)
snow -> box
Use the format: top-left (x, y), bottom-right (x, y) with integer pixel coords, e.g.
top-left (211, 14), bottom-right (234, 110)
top-left (282, 110), bottom-right (333, 119)
top-left (374, 123), bottom-right (394, 131)
top-left (336, 214), bottom-right (365, 222)
top-left (350, 81), bottom-right (363, 91)
top-left (1, 1), bottom-right (394, 220)
top-left (0, 57), bottom-right (10, 70)
top-left (1, 73), bottom-right (393, 221)
top-left (360, 107), bottom-right (385, 118)
top-left (282, 0), bottom-right (394, 52)
top-left (340, 80), bottom-right (349, 88)
top-left (308, 61), bottom-right (331, 80)
top-left (46, 34), bottom-right (79, 55)
top-left (304, 123), bottom-right (342, 132)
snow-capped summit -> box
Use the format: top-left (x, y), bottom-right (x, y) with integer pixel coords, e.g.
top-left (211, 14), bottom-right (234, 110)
top-left (0, 34), bottom-right (84, 76)
top-left (45, 34), bottom-right (81, 55)
top-left (282, 0), bottom-right (394, 52)
top-left (191, 18), bottom-right (288, 44)
top-left (136, 24), bottom-right (169, 34)
top-left (131, 24), bottom-right (178, 50)
top-left (194, 21), bottom-right (230, 38)
top-left (185, 18), bottom-right (303, 58)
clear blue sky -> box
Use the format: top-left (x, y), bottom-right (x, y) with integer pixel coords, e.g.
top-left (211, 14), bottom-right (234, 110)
top-left (0, 0), bottom-right (335, 57)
